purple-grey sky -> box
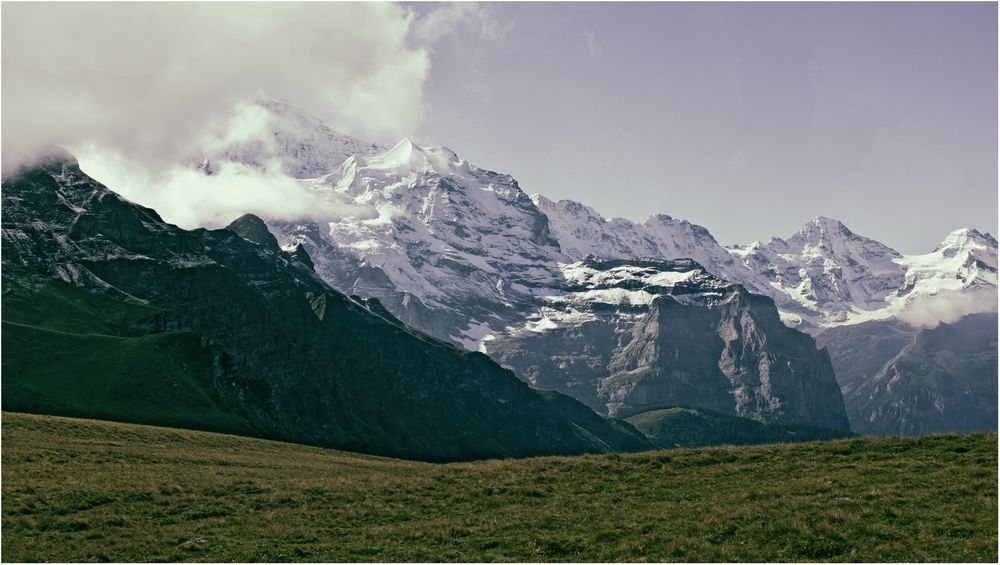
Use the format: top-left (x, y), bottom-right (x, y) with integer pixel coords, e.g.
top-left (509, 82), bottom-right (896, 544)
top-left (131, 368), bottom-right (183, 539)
top-left (3, 2), bottom-right (996, 253)
top-left (414, 2), bottom-right (998, 253)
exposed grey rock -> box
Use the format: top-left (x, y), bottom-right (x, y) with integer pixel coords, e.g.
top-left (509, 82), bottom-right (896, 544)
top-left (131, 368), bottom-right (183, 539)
top-left (226, 213), bottom-right (280, 250)
top-left (844, 313), bottom-right (998, 435)
top-left (815, 319), bottom-right (919, 397)
top-left (486, 258), bottom-right (850, 430)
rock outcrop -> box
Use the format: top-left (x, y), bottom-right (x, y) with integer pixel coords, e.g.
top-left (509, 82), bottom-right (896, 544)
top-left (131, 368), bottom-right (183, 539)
top-left (486, 257), bottom-right (850, 430)
top-left (844, 313), bottom-right (997, 436)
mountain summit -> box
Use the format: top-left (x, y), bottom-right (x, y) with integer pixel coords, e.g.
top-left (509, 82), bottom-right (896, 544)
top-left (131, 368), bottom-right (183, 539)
top-left (729, 216), bottom-right (909, 325)
top-left (198, 99), bottom-right (384, 178)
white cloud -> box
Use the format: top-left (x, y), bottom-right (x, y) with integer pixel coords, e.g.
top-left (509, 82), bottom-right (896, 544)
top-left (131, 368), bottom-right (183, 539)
top-left (410, 3), bottom-right (510, 45)
top-left (75, 144), bottom-right (377, 230)
top-left (2, 2), bottom-right (506, 229)
top-left (0, 2), bottom-right (475, 171)
top-left (897, 288), bottom-right (999, 329)
top-left (583, 30), bottom-right (603, 58)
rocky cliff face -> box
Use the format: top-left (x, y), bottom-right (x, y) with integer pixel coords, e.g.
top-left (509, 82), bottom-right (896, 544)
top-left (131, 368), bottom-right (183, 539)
top-left (815, 320), bottom-right (920, 398)
top-left (839, 313), bottom-right (997, 436)
top-left (485, 257), bottom-right (850, 430)
top-left (1, 150), bottom-right (651, 461)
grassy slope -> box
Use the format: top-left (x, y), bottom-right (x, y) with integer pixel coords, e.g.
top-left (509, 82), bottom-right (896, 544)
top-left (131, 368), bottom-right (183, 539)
top-left (626, 407), bottom-right (854, 449)
top-left (2, 281), bottom-right (256, 436)
top-left (3, 413), bottom-right (996, 562)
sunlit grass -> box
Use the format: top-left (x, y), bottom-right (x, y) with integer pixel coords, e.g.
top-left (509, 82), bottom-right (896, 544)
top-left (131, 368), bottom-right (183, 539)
top-left (3, 412), bottom-right (996, 562)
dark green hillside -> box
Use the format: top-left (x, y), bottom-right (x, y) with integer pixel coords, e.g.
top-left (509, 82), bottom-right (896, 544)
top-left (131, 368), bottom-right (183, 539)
top-left (2, 281), bottom-right (257, 436)
top-left (625, 407), bottom-right (854, 449)
top-left (3, 277), bottom-right (160, 334)
top-left (3, 413), bottom-right (996, 562)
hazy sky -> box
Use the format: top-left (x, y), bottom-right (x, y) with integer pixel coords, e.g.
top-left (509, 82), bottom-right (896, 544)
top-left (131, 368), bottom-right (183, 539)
top-left (414, 2), bottom-right (998, 253)
top-left (3, 2), bottom-right (996, 253)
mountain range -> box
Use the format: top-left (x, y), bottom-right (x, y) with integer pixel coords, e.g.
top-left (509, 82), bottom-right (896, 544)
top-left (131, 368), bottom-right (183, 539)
top-left (816, 313), bottom-right (997, 434)
top-left (212, 103), bottom-right (996, 337)
top-left (4, 99), bottom-right (994, 448)
top-left (195, 100), bottom-right (995, 435)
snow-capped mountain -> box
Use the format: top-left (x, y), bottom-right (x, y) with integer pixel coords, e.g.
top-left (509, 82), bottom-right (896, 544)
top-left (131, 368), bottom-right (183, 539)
top-left (196, 101), bottom-right (995, 338)
top-left (727, 216), bottom-right (906, 326)
top-left (197, 99), bottom-right (384, 178)
top-left (182, 100), bottom-right (994, 428)
top-left (894, 228), bottom-right (998, 314)
top-left (269, 135), bottom-right (567, 347)
top-left (729, 220), bottom-right (998, 328)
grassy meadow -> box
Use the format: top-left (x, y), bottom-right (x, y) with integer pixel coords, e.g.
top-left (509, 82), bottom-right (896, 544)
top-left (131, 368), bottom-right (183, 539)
top-left (2, 412), bottom-right (996, 562)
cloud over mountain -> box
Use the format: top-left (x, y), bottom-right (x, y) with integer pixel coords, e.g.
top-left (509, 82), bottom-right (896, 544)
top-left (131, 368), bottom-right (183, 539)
top-left (1, 2), bottom-right (491, 171)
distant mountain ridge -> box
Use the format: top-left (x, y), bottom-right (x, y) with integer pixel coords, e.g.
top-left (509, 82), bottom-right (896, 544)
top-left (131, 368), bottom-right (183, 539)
top-left (182, 100), bottom-right (995, 433)
top-left (817, 313), bottom-right (998, 435)
top-left (196, 101), bottom-right (995, 335)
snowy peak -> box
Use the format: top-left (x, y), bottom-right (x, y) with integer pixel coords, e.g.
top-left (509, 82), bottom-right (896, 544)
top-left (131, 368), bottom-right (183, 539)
top-left (198, 99), bottom-right (384, 179)
top-left (897, 227), bottom-right (997, 288)
top-left (789, 216), bottom-right (852, 246)
top-left (265, 125), bottom-right (569, 353)
top-left (763, 216), bottom-right (904, 268)
top-left (643, 213), bottom-right (720, 246)
top-left (530, 195), bottom-right (605, 225)
top-left (646, 213), bottom-right (674, 223)
top-left (782, 216), bottom-right (900, 258)
top-left (726, 217), bottom-right (912, 326)
top-left (802, 215), bottom-right (850, 234)
top-left (934, 228), bottom-right (998, 257)
top-left (369, 137), bottom-right (421, 170)
top-left (362, 137), bottom-right (464, 178)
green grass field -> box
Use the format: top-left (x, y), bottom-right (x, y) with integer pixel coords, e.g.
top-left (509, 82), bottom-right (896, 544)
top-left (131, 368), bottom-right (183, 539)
top-left (3, 413), bottom-right (996, 562)
top-left (625, 407), bottom-right (854, 449)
